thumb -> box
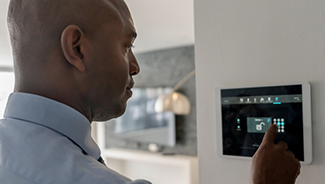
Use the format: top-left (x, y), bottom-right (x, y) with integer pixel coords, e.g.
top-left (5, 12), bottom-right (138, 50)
top-left (261, 124), bottom-right (278, 145)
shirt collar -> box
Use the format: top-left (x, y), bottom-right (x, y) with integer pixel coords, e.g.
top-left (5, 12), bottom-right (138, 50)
top-left (3, 92), bottom-right (101, 160)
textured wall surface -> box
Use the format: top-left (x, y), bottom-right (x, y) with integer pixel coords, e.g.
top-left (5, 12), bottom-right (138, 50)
top-left (194, 0), bottom-right (325, 184)
top-left (104, 45), bottom-right (197, 156)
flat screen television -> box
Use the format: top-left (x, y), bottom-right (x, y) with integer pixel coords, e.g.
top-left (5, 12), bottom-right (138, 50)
top-left (109, 87), bottom-right (176, 146)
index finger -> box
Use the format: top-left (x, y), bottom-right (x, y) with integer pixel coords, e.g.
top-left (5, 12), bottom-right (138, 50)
top-left (261, 124), bottom-right (278, 145)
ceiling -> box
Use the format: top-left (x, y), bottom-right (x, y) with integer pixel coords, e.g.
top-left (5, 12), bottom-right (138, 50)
top-left (0, 0), bottom-right (194, 67)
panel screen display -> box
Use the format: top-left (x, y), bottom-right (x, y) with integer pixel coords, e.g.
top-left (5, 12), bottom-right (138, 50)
top-left (220, 85), bottom-right (304, 161)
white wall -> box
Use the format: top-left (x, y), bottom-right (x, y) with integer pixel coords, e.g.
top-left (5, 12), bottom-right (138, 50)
top-left (194, 0), bottom-right (325, 184)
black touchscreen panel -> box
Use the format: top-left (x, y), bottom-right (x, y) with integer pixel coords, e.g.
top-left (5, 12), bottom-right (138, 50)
top-left (221, 85), bottom-right (304, 161)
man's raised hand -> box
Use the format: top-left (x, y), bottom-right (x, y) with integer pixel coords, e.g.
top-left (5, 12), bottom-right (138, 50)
top-left (250, 124), bottom-right (301, 184)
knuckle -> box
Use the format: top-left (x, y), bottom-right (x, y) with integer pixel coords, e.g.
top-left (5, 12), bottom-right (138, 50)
top-left (296, 159), bottom-right (301, 168)
top-left (292, 158), bottom-right (301, 169)
top-left (276, 141), bottom-right (288, 149)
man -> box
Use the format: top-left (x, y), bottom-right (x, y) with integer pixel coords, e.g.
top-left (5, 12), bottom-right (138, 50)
top-left (1, 0), bottom-right (149, 183)
top-left (0, 0), bottom-right (300, 183)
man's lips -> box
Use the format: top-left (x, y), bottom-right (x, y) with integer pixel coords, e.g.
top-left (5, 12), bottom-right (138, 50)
top-left (126, 87), bottom-right (133, 97)
top-left (126, 81), bottom-right (134, 97)
top-left (127, 81), bottom-right (135, 90)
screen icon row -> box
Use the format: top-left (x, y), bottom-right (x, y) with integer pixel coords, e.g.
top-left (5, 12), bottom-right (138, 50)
top-left (239, 97), bottom-right (279, 103)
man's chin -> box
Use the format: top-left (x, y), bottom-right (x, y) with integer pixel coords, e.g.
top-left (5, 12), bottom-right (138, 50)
top-left (93, 103), bottom-right (127, 122)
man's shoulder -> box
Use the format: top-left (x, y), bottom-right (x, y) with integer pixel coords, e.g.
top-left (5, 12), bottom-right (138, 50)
top-left (0, 119), bottom-right (134, 184)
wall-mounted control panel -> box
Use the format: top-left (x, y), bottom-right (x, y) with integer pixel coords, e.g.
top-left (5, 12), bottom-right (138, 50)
top-left (215, 83), bottom-right (312, 164)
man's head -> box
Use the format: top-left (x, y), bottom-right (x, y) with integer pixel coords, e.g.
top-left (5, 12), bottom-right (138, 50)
top-left (7, 0), bottom-right (140, 122)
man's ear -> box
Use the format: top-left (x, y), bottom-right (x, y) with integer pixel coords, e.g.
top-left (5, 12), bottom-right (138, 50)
top-left (61, 25), bottom-right (87, 72)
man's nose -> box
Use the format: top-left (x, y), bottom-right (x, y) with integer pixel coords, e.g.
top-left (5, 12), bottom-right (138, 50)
top-left (129, 52), bottom-right (140, 76)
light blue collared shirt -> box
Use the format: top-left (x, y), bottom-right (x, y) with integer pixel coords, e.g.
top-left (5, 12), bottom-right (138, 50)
top-left (0, 92), bottom-right (151, 184)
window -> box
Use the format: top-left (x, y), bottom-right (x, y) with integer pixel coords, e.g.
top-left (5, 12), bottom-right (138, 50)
top-left (0, 72), bottom-right (14, 118)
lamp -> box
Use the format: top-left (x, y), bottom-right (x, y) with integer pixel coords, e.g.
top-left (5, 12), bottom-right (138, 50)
top-left (155, 70), bottom-right (195, 115)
